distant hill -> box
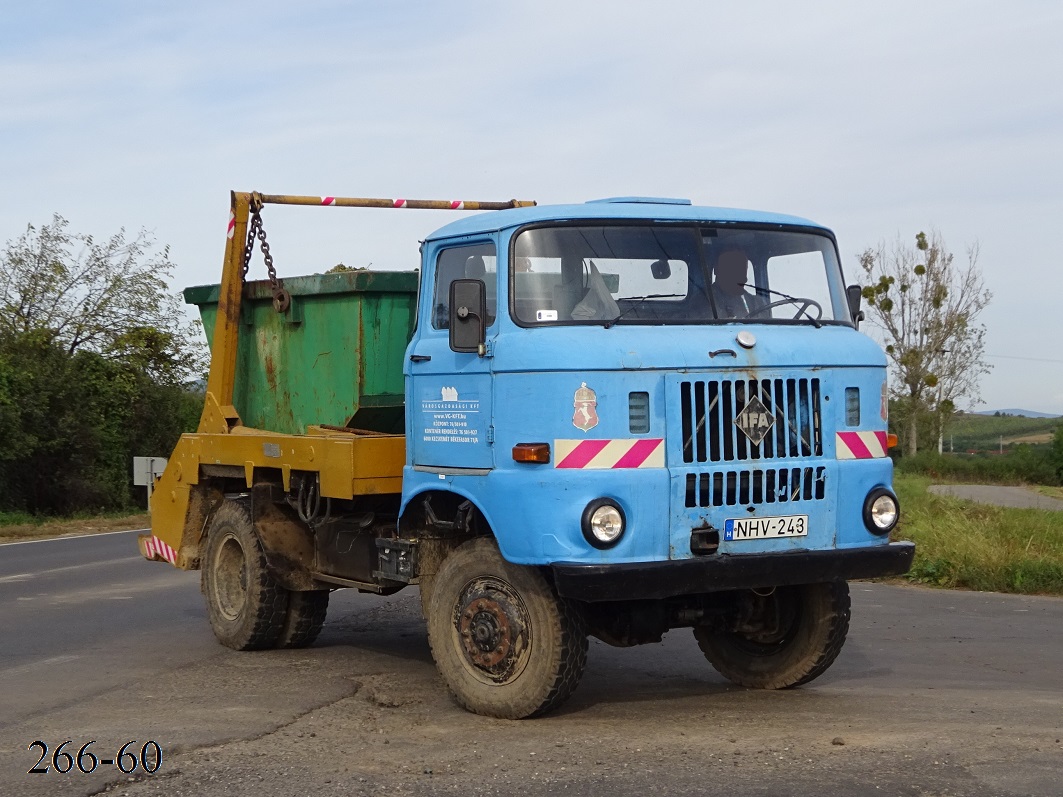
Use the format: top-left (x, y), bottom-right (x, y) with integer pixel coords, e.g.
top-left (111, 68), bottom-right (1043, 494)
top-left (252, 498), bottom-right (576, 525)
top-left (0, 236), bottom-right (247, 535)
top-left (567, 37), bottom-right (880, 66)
top-left (948, 413), bottom-right (1060, 451)
top-left (976, 409), bottom-right (1061, 419)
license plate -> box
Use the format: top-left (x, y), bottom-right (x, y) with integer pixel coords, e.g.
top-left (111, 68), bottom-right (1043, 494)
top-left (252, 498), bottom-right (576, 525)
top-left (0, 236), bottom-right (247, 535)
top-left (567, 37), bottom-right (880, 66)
top-left (724, 514), bottom-right (808, 541)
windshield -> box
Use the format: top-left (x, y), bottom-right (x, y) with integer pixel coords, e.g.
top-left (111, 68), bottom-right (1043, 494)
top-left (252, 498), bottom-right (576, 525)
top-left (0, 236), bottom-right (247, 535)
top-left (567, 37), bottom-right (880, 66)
top-left (510, 224), bottom-right (848, 326)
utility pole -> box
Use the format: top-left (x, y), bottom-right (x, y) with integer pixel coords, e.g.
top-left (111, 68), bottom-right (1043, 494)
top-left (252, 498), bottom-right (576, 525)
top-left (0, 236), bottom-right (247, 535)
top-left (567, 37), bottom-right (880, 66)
top-left (937, 383), bottom-right (944, 455)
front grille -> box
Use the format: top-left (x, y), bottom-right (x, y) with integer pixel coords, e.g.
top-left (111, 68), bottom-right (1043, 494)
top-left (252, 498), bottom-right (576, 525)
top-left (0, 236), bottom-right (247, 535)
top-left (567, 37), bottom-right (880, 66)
top-left (680, 378), bottom-right (822, 463)
top-left (684, 466), bottom-right (827, 508)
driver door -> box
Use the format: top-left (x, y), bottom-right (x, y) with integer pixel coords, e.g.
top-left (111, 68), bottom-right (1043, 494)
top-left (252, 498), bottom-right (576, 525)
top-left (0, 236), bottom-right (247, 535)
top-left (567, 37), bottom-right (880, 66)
top-left (406, 240), bottom-right (497, 470)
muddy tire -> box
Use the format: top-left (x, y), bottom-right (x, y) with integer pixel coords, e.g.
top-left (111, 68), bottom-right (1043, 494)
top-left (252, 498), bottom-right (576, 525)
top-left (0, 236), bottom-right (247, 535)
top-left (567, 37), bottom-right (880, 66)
top-left (276, 590), bottom-right (330, 649)
top-left (694, 581), bottom-right (850, 689)
top-left (202, 501), bottom-right (289, 651)
top-left (427, 537), bottom-right (588, 719)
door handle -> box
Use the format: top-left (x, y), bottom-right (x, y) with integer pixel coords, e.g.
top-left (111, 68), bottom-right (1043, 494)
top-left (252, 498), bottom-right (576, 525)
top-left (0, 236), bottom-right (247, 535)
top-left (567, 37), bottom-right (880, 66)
top-left (409, 354), bottom-right (432, 363)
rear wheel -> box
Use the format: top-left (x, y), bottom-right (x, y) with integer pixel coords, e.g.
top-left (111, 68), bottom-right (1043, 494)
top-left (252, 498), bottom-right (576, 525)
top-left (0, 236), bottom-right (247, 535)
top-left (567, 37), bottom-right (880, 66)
top-left (276, 590), bottom-right (330, 649)
top-left (693, 581), bottom-right (850, 689)
top-left (202, 501), bottom-right (289, 650)
top-left (427, 537), bottom-right (588, 719)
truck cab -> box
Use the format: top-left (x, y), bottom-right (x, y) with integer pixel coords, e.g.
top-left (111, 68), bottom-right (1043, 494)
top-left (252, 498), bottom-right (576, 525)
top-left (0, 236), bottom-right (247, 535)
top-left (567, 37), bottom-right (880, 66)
top-left (406, 197), bottom-right (903, 571)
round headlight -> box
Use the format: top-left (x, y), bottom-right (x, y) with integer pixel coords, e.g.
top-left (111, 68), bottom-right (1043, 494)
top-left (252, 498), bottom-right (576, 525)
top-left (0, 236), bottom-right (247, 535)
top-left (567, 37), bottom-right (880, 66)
top-left (581, 500), bottom-right (626, 548)
top-left (863, 488), bottom-right (899, 535)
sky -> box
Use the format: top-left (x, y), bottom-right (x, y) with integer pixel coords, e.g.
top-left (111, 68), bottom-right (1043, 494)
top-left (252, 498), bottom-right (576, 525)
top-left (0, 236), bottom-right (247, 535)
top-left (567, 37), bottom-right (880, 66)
top-left (1, 1), bottom-right (1061, 413)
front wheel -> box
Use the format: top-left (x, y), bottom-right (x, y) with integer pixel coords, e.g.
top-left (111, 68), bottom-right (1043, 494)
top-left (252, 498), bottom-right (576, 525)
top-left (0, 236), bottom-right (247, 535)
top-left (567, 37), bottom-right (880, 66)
top-left (693, 581), bottom-right (850, 689)
top-left (426, 537), bottom-right (588, 719)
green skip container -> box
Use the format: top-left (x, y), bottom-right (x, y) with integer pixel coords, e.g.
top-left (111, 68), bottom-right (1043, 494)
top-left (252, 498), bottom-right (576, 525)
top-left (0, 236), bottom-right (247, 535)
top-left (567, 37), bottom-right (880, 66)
top-left (185, 269), bottom-right (418, 436)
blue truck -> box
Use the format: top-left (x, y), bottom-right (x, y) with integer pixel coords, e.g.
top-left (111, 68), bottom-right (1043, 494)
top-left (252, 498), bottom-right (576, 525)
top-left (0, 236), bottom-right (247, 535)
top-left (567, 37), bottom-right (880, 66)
top-left (142, 191), bottom-right (914, 719)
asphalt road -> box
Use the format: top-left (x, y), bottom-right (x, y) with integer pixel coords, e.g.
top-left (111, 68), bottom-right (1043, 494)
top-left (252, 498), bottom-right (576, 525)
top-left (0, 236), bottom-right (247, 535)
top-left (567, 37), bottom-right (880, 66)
top-left (0, 530), bottom-right (214, 728)
top-left (928, 484), bottom-right (1063, 512)
top-left (1, 531), bottom-right (1060, 797)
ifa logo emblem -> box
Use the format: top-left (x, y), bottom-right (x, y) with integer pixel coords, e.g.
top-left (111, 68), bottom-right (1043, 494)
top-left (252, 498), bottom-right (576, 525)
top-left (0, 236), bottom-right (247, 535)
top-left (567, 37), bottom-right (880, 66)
top-left (734, 394), bottom-right (775, 445)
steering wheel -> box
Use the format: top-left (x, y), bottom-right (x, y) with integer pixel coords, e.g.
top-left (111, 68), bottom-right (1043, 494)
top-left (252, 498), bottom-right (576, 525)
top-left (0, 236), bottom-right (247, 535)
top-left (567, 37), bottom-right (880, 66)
top-left (745, 297), bottom-right (823, 321)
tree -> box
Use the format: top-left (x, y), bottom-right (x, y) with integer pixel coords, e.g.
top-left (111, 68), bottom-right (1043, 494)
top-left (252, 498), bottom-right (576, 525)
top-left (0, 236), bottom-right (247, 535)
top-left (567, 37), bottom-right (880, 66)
top-left (0, 335), bottom-right (201, 513)
top-left (0, 214), bottom-right (206, 385)
top-left (859, 230), bottom-right (992, 456)
top-left (0, 216), bottom-right (207, 514)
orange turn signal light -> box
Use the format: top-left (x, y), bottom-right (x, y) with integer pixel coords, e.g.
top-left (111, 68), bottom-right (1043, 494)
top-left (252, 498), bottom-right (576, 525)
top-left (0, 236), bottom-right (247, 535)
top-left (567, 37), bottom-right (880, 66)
top-left (886, 433), bottom-right (899, 449)
top-left (512, 442), bottom-right (551, 463)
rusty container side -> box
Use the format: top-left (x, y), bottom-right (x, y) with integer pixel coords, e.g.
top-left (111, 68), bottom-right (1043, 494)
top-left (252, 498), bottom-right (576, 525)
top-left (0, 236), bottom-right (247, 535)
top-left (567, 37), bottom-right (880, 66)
top-left (185, 269), bottom-right (418, 435)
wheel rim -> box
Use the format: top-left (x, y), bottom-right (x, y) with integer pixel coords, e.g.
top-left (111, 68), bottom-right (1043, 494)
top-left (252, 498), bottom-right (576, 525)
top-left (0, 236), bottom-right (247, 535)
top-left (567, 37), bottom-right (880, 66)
top-left (726, 588), bottom-right (801, 655)
top-left (453, 576), bottom-right (531, 685)
top-left (213, 533), bottom-right (249, 621)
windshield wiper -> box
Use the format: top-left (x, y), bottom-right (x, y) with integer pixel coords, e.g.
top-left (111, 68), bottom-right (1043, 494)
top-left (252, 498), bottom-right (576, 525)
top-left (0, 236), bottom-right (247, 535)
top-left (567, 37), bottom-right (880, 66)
top-left (740, 284), bottom-right (824, 328)
top-left (603, 294), bottom-right (686, 328)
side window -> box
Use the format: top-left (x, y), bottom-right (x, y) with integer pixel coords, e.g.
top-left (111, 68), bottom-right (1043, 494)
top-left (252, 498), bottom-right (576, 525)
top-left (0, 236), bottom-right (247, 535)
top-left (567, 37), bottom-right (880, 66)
top-left (432, 242), bottom-right (497, 329)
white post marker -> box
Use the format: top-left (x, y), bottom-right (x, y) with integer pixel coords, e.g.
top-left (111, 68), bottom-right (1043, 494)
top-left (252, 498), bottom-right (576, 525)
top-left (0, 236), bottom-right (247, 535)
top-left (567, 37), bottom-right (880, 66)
top-left (132, 457), bottom-right (168, 510)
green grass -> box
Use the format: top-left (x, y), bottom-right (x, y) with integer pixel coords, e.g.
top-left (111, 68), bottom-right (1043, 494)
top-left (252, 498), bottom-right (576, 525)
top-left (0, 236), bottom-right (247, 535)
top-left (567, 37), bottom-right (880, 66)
top-left (0, 510), bottom-right (39, 527)
top-left (0, 511), bottom-right (150, 543)
top-left (892, 473), bottom-right (1063, 595)
top-left (895, 449), bottom-right (1059, 486)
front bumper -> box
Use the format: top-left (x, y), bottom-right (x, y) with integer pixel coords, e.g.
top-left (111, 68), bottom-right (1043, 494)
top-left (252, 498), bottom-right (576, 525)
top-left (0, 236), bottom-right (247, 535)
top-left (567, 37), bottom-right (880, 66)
top-left (551, 541), bottom-right (915, 602)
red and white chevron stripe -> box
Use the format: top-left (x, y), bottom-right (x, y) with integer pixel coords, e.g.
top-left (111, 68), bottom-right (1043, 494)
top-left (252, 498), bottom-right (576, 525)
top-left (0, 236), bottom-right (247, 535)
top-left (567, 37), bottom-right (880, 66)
top-left (836, 431), bottom-right (888, 459)
top-left (555, 439), bottom-right (664, 469)
top-left (142, 535), bottom-right (178, 565)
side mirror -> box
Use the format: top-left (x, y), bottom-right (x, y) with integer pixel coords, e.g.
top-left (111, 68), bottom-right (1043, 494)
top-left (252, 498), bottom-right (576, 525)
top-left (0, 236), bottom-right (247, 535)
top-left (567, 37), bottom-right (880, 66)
top-left (449, 279), bottom-right (487, 355)
top-left (846, 284), bottom-right (865, 326)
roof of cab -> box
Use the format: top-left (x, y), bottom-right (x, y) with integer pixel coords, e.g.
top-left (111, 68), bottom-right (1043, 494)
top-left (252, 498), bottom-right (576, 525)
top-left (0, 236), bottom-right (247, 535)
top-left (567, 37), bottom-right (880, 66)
top-left (424, 197), bottom-right (828, 242)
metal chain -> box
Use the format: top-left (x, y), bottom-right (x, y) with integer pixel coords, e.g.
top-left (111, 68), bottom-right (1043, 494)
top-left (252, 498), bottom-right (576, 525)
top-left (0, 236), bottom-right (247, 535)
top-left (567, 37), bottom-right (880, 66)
top-left (240, 208), bottom-right (291, 313)
top-left (240, 212), bottom-right (260, 280)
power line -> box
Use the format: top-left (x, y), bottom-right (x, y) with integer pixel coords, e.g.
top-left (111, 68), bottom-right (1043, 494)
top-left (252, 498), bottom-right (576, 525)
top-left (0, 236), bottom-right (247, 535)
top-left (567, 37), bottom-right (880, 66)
top-left (985, 353), bottom-right (1063, 364)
